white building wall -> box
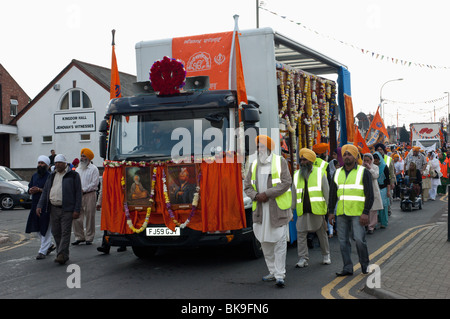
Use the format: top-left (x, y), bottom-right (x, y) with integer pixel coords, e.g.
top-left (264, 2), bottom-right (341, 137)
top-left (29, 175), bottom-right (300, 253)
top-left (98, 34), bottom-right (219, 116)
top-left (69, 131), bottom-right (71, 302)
top-left (10, 66), bottom-right (109, 169)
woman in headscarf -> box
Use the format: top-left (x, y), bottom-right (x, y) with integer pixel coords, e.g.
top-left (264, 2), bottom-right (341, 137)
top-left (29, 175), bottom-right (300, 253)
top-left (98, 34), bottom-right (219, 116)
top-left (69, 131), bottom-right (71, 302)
top-left (373, 151), bottom-right (390, 229)
top-left (428, 152), bottom-right (442, 200)
top-left (362, 153), bottom-right (384, 234)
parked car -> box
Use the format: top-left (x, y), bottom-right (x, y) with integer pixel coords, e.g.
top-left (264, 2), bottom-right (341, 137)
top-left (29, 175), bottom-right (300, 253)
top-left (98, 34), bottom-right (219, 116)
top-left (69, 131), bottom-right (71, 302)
top-left (0, 166), bottom-right (31, 210)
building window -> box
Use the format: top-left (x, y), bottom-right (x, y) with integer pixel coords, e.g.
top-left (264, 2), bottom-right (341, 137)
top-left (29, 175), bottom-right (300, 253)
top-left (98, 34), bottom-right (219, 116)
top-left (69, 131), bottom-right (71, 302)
top-left (42, 135), bottom-right (53, 143)
top-left (59, 89), bottom-right (92, 110)
top-left (22, 136), bottom-right (32, 144)
top-left (80, 134), bottom-right (90, 141)
top-left (10, 99), bottom-right (18, 116)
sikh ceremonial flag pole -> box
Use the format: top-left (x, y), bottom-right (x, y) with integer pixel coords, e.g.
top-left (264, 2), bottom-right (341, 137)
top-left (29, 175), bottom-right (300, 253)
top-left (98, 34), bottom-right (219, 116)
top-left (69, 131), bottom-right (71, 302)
top-left (231, 15), bottom-right (248, 174)
top-left (110, 29), bottom-right (122, 100)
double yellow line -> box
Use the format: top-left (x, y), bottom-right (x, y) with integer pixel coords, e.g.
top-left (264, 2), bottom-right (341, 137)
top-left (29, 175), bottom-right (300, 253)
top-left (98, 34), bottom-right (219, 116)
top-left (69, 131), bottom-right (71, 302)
top-left (321, 223), bottom-right (435, 299)
top-left (0, 231), bottom-right (30, 253)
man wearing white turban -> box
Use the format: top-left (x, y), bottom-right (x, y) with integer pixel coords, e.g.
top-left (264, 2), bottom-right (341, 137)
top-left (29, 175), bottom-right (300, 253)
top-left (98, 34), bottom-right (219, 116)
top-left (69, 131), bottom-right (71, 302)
top-left (26, 156), bottom-right (54, 259)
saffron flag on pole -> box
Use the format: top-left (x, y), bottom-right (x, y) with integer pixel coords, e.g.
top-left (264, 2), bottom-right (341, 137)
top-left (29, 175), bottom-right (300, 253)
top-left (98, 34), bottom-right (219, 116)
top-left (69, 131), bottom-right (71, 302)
top-left (110, 29), bottom-right (122, 100)
top-left (354, 126), bottom-right (370, 154)
top-left (366, 107), bottom-right (389, 140)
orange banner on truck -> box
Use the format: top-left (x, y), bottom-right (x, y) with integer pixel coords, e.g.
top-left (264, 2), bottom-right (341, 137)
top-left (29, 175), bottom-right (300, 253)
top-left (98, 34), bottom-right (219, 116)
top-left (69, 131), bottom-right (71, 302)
top-left (172, 31), bottom-right (234, 90)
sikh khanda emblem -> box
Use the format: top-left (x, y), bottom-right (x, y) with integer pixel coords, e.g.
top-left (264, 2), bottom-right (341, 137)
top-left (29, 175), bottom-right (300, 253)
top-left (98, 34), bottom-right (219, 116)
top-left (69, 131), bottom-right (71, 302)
top-left (114, 84), bottom-right (121, 98)
top-left (375, 122), bottom-right (382, 128)
top-left (214, 53), bottom-right (226, 65)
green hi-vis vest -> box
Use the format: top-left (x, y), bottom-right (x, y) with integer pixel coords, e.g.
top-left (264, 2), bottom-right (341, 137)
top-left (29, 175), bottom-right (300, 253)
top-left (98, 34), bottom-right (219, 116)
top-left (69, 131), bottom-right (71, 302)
top-left (384, 155), bottom-right (392, 167)
top-left (334, 165), bottom-right (365, 216)
top-left (293, 166), bottom-right (327, 216)
top-left (250, 154), bottom-right (291, 211)
top-left (314, 157), bottom-right (329, 174)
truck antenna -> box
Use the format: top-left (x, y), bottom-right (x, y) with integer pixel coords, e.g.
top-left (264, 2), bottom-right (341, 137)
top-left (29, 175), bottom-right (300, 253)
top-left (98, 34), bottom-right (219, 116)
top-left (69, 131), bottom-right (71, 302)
top-left (111, 29), bottom-right (116, 46)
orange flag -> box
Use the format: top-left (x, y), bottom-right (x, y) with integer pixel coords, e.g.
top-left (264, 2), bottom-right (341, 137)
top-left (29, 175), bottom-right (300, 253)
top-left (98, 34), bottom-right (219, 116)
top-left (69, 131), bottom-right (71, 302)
top-left (366, 107), bottom-right (389, 139)
top-left (110, 30), bottom-right (122, 100)
top-left (344, 94), bottom-right (355, 143)
top-left (354, 127), bottom-right (370, 154)
top-left (234, 30), bottom-right (248, 106)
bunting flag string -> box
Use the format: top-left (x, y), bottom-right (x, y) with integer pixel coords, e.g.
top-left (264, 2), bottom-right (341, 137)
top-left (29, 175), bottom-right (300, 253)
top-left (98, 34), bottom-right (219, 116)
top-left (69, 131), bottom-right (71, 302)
top-left (383, 95), bottom-right (448, 105)
top-left (259, 6), bottom-right (450, 70)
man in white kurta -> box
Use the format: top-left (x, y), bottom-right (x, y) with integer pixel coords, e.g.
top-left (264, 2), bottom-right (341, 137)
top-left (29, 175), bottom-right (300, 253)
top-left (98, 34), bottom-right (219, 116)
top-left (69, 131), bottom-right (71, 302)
top-left (72, 148), bottom-right (99, 245)
top-left (244, 135), bottom-right (292, 288)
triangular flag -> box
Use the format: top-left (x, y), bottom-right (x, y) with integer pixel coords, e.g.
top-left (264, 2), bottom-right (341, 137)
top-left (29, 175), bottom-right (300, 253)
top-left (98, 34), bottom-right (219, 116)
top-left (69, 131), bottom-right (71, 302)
top-left (354, 127), bottom-right (370, 154)
top-left (366, 107), bottom-right (389, 139)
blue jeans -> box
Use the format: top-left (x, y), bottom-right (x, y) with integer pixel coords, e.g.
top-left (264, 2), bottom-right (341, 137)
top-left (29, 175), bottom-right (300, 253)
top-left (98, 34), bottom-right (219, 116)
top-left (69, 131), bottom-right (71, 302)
top-left (336, 214), bottom-right (370, 273)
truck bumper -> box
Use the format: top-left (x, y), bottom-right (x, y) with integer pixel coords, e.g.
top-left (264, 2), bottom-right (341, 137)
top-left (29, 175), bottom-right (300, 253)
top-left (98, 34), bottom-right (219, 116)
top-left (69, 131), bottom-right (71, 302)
top-left (107, 225), bottom-right (254, 248)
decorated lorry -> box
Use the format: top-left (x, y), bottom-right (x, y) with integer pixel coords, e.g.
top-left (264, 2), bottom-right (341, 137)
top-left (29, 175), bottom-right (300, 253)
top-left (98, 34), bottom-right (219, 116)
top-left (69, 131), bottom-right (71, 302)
top-left (410, 122), bottom-right (442, 150)
top-left (98, 26), bottom-right (345, 259)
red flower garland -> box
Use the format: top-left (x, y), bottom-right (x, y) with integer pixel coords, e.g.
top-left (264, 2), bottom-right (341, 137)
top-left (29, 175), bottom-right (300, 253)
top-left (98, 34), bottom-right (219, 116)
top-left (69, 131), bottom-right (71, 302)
top-left (149, 56), bottom-right (186, 95)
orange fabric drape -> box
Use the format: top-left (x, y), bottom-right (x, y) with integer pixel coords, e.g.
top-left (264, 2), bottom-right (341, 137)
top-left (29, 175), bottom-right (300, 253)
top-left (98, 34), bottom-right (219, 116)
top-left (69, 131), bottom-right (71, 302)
top-left (100, 162), bottom-right (246, 234)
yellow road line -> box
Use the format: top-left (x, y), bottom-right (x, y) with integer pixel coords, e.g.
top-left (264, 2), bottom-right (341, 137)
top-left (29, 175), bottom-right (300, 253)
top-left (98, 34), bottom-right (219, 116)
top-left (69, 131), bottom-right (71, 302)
top-left (336, 225), bottom-right (433, 299)
top-left (321, 223), bottom-right (434, 299)
top-left (0, 232), bottom-right (31, 253)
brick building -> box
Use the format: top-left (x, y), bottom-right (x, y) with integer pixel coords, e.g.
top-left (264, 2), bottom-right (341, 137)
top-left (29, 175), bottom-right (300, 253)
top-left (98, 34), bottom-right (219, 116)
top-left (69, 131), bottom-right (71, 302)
top-left (0, 63), bottom-right (31, 167)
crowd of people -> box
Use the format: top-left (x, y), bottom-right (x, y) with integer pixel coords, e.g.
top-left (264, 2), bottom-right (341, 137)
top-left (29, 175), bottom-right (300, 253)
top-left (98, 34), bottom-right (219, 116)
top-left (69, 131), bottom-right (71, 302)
top-left (244, 135), bottom-right (449, 288)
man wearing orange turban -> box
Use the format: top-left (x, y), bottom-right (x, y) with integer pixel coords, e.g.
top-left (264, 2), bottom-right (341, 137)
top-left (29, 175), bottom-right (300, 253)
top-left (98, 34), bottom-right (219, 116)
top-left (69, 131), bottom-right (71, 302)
top-left (328, 144), bottom-right (374, 276)
top-left (72, 148), bottom-right (99, 246)
top-left (244, 134), bottom-right (292, 287)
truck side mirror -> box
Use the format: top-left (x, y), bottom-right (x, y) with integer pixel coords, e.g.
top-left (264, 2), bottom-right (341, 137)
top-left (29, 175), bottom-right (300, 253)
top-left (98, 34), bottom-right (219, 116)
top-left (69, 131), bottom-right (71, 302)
top-left (242, 103), bottom-right (260, 155)
top-left (99, 119), bottom-right (108, 159)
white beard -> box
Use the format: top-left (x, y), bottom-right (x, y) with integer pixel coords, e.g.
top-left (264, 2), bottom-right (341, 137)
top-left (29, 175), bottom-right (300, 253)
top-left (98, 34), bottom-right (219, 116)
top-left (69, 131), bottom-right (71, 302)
top-left (258, 150), bottom-right (271, 164)
top-left (79, 160), bottom-right (89, 169)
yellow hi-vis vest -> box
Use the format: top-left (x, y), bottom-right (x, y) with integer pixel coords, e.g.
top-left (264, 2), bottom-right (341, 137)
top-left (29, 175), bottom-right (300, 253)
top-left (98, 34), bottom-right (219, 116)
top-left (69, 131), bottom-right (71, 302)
top-left (314, 157), bottom-right (329, 175)
top-left (384, 155), bottom-right (392, 167)
top-left (250, 154), bottom-right (291, 211)
top-left (293, 166), bottom-right (327, 216)
top-left (334, 165), bottom-right (365, 216)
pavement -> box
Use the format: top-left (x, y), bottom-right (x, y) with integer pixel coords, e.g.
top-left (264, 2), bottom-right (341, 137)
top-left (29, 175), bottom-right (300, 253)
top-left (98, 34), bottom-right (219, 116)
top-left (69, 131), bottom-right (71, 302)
top-left (364, 215), bottom-right (450, 299)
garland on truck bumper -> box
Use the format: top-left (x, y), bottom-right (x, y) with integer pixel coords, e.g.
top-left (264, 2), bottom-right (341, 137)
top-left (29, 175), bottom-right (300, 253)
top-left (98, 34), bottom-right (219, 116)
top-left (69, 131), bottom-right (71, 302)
top-left (100, 157), bottom-right (246, 234)
top-left (276, 63), bottom-right (337, 166)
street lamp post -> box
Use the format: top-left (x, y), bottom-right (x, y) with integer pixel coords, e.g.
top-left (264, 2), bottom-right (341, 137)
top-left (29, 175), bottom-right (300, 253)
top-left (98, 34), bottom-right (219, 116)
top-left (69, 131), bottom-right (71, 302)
top-left (380, 78), bottom-right (403, 124)
top-left (444, 92), bottom-right (449, 139)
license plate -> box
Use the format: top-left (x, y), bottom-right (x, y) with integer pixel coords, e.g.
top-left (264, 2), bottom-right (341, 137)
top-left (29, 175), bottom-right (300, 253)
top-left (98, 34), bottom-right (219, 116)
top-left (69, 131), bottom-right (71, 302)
top-left (146, 227), bottom-right (180, 237)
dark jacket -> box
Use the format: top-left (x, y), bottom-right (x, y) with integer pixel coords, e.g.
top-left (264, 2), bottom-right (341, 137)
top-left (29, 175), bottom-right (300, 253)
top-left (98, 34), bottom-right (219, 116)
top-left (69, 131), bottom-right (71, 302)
top-left (25, 171), bottom-right (50, 236)
top-left (37, 167), bottom-right (82, 213)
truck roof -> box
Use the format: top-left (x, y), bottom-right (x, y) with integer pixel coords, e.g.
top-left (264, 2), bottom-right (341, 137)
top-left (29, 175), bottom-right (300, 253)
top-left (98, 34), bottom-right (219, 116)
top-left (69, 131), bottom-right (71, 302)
top-left (107, 90), bottom-right (236, 115)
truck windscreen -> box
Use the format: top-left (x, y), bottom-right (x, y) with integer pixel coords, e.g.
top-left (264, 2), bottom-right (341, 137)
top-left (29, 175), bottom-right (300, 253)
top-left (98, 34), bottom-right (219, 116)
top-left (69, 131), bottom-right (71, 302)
top-left (108, 108), bottom-right (229, 161)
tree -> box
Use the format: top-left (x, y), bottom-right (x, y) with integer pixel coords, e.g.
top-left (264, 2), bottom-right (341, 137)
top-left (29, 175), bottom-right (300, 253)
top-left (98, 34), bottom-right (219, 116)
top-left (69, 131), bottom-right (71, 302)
top-left (399, 125), bottom-right (410, 143)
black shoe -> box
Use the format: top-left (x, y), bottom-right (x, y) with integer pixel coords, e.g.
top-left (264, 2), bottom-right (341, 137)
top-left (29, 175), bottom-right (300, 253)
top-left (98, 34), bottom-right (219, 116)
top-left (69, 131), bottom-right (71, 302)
top-left (71, 240), bottom-right (85, 245)
top-left (336, 270), bottom-right (353, 277)
top-left (85, 241), bottom-right (92, 245)
top-left (117, 246), bottom-right (127, 252)
top-left (97, 246), bottom-right (110, 254)
top-left (46, 244), bottom-right (56, 255)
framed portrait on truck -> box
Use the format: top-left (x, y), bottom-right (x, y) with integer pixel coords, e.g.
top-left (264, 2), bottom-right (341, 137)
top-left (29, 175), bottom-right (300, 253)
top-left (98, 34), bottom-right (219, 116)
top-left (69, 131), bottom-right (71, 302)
top-left (125, 166), bottom-right (154, 210)
top-left (165, 164), bottom-right (199, 210)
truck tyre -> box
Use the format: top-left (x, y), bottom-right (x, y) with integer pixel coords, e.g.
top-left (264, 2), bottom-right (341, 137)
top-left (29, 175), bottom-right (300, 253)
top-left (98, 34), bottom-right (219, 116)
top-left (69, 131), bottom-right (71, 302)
top-left (243, 233), bottom-right (263, 259)
top-left (131, 246), bottom-right (157, 259)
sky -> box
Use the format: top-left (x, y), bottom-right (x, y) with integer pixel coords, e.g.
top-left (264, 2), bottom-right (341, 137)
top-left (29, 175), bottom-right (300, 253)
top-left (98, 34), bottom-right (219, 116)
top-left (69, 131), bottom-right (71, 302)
top-left (2, 0), bottom-right (450, 128)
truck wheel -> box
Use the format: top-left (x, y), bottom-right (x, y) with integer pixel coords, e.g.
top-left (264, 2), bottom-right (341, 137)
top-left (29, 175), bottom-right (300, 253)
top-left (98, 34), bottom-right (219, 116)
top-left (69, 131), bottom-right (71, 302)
top-left (243, 233), bottom-right (263, 259)
top-left (131, 246), bottom-right (157, 259)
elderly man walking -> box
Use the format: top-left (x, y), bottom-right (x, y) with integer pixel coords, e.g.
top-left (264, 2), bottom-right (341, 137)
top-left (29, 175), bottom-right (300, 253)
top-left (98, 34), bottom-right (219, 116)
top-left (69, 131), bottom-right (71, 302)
top-left (244, 135), bottom-right (292, 288)
top-left (292, 148), bottom-right (331, 268)
top-left (328, 145), bottom-right (374, 276)
top-left (36, 154), bottom-right (82, 265)
top-left (72, 148), bottom-right (99, 246)
top-left (25, 155), bottom-right (55, 259)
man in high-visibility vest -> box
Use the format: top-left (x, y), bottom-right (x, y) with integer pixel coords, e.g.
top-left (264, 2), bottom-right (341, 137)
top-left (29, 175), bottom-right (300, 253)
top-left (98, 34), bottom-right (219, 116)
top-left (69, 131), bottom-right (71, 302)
top-left (244, 135), bottom-right (292, 288)
top-left (328, 144), bottom-right (374, 276)
top-left (292, 148), bottom-right (331, 269)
